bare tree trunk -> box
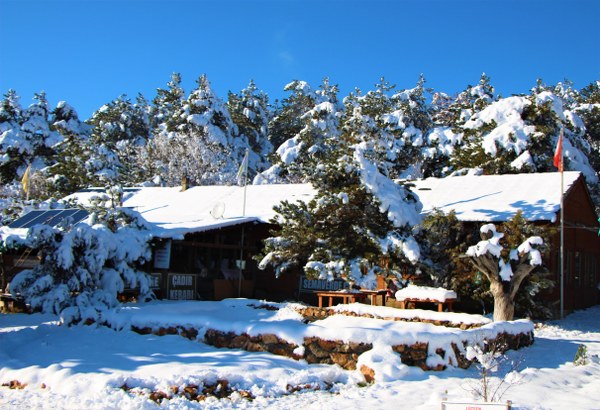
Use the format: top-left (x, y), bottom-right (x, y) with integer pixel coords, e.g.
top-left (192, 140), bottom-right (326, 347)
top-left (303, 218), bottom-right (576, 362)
top-left (490, 282), bottom-right (515, 321)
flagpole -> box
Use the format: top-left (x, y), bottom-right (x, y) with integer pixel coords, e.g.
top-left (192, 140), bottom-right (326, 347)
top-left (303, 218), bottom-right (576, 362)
top-left (559, 165), bottom-right (564, 319)
top-left (556, 128), bottom-right (564, 319)
top-left (238, 149), bottom-right (249, 297)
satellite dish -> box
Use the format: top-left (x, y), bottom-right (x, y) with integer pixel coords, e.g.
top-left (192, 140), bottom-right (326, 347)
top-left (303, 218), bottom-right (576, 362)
top-left (211, 202), bottom-right (225, 219)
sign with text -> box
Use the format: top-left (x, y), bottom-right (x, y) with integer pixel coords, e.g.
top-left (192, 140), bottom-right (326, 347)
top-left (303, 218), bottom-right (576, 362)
top-left (298, 275), bottom-right (350, 293)
top-left (441, 401), bottom-right (511, 410)
top-left (153, 239), bottom-right (171, 270)
top-left (149, 273), bottom-right (162, 289)
top-left (167, 273), bottom-right (196, 300)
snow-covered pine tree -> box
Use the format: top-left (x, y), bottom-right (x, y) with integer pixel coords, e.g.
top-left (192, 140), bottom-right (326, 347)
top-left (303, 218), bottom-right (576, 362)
top-left (255, 79), bottom-right (342, 184)
top-left (0, 89), bottom-right (24, 184)
top-left (387, 74), bottom-right (433, 178)
top-left (450, 85), bottom-right (597, 185)
top-left (426, 74), bottom-right (496, 177)
top-left (0, 92), bottom-right (62, 188)
top-left (227, 80), bottom-right (273, 178)
top-left (268, 80), bottom-right (317, 153)
top-left (258, 117), bottom-right (422, 288)
top-left (86, 94), bottom-right (151, 187)
top-left (150, 72), bottom-right (186, 134)
top-left (7, 206), bottom-right (154, 324)
top-left (42, 101), bottom-right (93, 198)
top-left (151, 74), bottom-right (245, 186)
top-left (254, 78), bottom-right (342, 184)
top-left (573, 81), bottom-right (600, 210)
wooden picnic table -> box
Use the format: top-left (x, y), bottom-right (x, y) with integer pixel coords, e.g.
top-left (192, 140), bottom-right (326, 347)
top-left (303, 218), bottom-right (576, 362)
top-left (397, 297), bottom-right (456, 312)
top-left (315, 291), bottom-right (368, 307)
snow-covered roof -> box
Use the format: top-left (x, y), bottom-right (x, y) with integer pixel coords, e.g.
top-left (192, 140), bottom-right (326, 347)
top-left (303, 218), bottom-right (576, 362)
top-left (411, 171), bottom-right (581, 223)
top-left (7, 172), bottom-right (582, 240)
top-left (68, 184), bottom-right (315, 238)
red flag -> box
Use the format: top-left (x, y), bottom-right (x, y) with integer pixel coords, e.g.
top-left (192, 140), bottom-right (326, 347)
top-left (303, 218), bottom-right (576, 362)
top-left (554, 129), bottom-right (563, 172)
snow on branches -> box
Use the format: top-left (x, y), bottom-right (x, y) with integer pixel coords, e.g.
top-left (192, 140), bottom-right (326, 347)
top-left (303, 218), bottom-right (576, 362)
top-left (466, 223), bottom-right (544, 321)
top-left (6, 207), bottom-right (154, 324)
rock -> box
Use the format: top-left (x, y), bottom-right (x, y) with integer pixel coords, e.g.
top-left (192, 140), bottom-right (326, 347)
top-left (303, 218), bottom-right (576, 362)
top-left (360, 364), bottom-right (375, 383)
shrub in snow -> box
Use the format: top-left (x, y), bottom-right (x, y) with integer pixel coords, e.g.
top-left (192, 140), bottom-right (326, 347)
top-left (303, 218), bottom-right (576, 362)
top-left (464, 340), bottom-right (523, 402)
top-left (573, 344), bottom-right (589, 366)
top-left (8, 206), bottom-right (153, 323)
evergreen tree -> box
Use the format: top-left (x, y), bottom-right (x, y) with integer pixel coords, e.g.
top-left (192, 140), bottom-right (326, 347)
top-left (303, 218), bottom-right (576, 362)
top-left (86, 94), bottom-right (151, 186)
top-left (227, 80), bottom-right (273, 177)
top-left (255, 79), bottom-right (342, 184)
top-left (574, 81), bottom-right (600, 187)
top-left (0, 89), bottom-right (24, 183)
top-left (8, 206), bottom-right (154, 322)
top-left (150, 74), bottom-right (245, 186)
top-left (426, 74), bottom-right (496, 177)
top-left (450, 85), bottom-right (597, 183)
top-left (42, 101), bottom-right (93, 198)
top-left (0, 92), bottom-right (61, 186)
top-left (267, 80), bottom-right (318, 155)
top-left (150, 72), bottom-right (186, 135)
top-left (258, 117), bottom-right (422, 288)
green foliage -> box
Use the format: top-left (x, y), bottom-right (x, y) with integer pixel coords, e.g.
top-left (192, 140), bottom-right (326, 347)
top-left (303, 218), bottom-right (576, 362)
top-left (257, 119), bottom-right (421, 287)
top-left (416, 209), bottom-right (477, 288)
top-left (574, 344), bottom-right (589, 366)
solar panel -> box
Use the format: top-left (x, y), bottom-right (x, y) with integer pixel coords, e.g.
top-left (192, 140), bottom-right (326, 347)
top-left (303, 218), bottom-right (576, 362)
top-left (8, 209), bottom-right (90, 229)
top-left (22, 210), bottom-right (63, 228)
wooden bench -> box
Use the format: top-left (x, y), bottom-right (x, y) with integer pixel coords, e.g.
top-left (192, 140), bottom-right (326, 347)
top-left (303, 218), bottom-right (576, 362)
top-left (315, 291), bottom-right (368, 307)
top-left (359, 289), bottom-right (388, 306)
top-left (397, 297), bottom-right (456, 312)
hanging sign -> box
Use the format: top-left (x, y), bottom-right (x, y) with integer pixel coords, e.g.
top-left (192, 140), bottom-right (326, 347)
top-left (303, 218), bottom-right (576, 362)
top-left (153, 239), bottom-right (172, 269)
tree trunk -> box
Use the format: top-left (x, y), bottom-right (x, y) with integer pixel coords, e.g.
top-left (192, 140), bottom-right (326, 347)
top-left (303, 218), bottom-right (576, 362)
top-left (490, 282), bottom-right (515, 321)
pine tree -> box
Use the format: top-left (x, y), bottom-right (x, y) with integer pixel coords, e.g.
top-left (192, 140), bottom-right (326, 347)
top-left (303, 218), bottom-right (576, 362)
top-left (150, 72), bottom-right (186, 135)
top-left (150, 74), bottom-right (244, 186)
top-left (256, 78), bottom-right (342, 184)
top-left (227, 80), bottom-right (273, 177)
top-left (86, 94), bottom-right (151, 186)
top-left (43, 101), bottom-right (93, 197)
top-left (0, 89), bottom-right (24, 183)
top-left (258, 116), bottom-right (422, 288)
top-left (268, 80), bottom-right (317, 152)
top-left (574, 81), bottom-right (600, 210)
top-left (8, 206), bottom-right (154, 322)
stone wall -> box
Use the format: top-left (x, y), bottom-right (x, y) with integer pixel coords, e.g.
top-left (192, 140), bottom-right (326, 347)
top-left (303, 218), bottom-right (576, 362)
top-left (130, 323), bottom-right (533, 374)
top-left (124, 304), bottom-right (534, 381)
top-left (295, 306), bottom-right (483, 329)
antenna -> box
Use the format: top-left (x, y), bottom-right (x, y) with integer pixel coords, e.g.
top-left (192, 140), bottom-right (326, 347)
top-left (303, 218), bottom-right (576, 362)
top-left (210, 202), bottom-right (225, 219)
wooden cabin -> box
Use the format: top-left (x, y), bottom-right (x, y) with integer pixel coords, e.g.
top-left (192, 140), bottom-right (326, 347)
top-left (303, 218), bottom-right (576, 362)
top-left (2, 172), bottom-right (599, 314)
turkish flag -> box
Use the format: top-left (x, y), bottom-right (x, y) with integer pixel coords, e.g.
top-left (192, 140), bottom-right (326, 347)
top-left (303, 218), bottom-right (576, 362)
top-left (554, 129), bottom-right (563, 172)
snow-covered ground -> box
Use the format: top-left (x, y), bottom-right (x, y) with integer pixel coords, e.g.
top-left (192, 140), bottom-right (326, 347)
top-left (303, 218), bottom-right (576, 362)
top-left (1, 300), bottom-right (599, 410)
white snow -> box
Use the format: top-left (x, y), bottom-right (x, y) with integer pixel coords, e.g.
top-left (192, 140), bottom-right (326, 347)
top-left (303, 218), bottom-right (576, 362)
top-left (412, 171), bottom-right (581, 223)
top-left (1, 301), bottom-right (599, 409)
top-left (394, 285), bottom-right (457, 302)
top-left (64, 184), bottom-right (316, 239)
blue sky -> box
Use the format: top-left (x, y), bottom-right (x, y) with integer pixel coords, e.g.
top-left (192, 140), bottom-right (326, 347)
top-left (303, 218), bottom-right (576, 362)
top-left (0, 0), bottom-right (598, 120)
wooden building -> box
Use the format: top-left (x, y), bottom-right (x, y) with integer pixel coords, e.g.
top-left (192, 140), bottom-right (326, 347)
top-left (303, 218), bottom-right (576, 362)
top-left (2, 171), bottom-right (599, 313)
top-left (412, 171), bottom-right (600, 313)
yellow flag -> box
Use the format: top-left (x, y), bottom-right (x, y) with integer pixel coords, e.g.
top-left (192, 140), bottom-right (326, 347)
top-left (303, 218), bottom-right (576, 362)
top-left (21, 164), bottom-right (31, 194)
